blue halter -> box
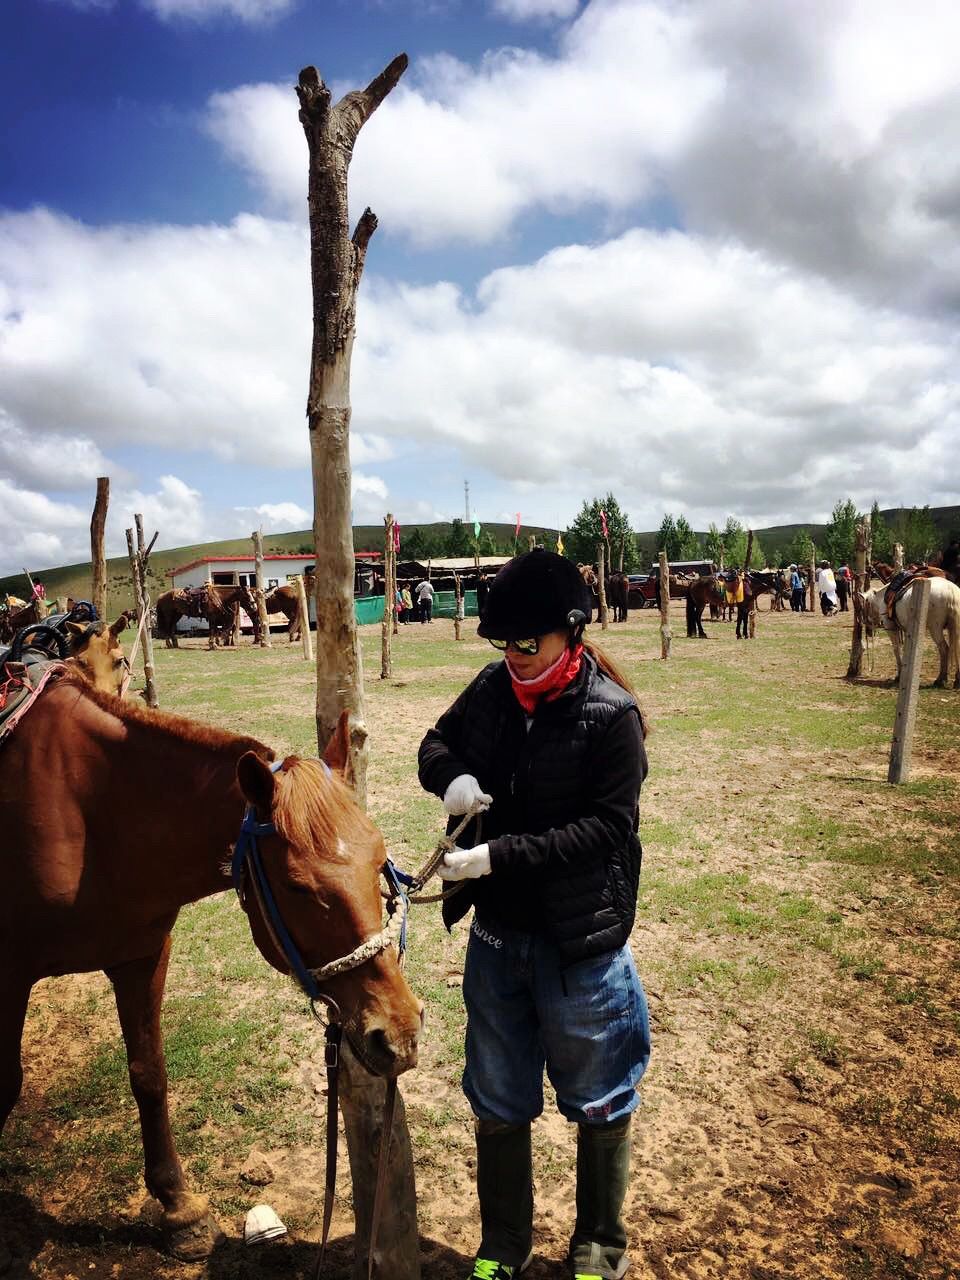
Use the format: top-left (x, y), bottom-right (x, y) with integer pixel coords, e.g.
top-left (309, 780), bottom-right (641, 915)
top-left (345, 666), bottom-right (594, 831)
top-left (231, 760), bottom-right (323, 1001)
top-left (230, 758), bottom-right (410, 1002)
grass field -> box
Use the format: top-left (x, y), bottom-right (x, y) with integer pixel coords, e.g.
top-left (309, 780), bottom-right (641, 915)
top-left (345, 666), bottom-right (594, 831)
top-left (1, 601), bottom-right (958, 1280)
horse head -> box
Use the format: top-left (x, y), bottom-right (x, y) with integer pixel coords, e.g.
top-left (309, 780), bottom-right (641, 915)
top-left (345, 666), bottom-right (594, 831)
top-left (234, 713), bottom-right (421, 1078)
top-left (65, 615), bottom-right (131, 696)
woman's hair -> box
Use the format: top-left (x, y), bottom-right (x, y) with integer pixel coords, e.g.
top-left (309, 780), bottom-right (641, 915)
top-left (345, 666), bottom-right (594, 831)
top-left (579, 635), bottom-right (650, 739)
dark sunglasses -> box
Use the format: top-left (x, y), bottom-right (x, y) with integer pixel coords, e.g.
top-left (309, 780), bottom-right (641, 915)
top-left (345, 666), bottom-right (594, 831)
top-left (488, 636), bottom-right (540, 655)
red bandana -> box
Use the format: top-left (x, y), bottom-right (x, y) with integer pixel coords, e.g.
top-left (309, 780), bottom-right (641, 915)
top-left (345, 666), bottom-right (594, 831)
top-left (506, 643), bottom-right (584, 714)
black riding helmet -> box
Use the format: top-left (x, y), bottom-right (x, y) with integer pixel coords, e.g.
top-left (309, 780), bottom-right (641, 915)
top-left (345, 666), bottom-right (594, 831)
top-left (477, 549), bottom-right (592, 641)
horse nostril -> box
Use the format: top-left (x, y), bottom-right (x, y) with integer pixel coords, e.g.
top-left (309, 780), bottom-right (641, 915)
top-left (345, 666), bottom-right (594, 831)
top-left (366, 1027), bottom-right (396, 1069)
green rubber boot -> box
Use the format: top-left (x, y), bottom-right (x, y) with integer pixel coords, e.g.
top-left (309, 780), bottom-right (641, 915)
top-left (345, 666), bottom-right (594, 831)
top-left (568, 1116), bottom-right (632, 1280)
top-left (474, 1119), bottom-right (534, 1272)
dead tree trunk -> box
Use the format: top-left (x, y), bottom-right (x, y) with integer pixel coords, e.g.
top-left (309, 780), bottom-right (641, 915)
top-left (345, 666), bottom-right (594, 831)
top-left (453, 571), bottom-right (463, 641)
top-left (658, 551), bottom-right (671, 658)
top-left (126, 517), bottom-right (159, 708)
top-left (381, 514), bottom-right (393, 679)
top-left (298, 53), bottom-right (407, 798)
top-left (596, 541), bottom-right (608, 630)
top-left (846, 518), bottom-right (870, 679)
top-left (90, 476), bottom-right (109, 621)
top-left (297, 56), bottom-right (420, 1280)
top-left (252, 530), bottom-right (272, 648)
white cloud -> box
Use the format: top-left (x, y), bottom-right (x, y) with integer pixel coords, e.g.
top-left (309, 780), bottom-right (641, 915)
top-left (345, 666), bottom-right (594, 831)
top-left (0, 479), bottom-right (89, 579)
top-left (0, 413), bottom-right (118, 491)
top-left (204, 2), bottom-right (722, 242)
top-left (491, 0), bottom-right (580, 20)
top-left (244, 500), bottom-right (310, 528)
top-left (145, 0), bottom-right (294, 19)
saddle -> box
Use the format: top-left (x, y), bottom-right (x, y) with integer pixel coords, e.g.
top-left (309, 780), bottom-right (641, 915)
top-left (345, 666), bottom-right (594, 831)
top-left (0, 650), bottom-right (68, 745)
top-left (883, 566), bottom-right (944, 620)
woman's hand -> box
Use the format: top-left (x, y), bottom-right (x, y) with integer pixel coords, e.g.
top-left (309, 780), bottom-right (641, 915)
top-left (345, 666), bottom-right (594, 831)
top-left (439, 843), bottom-right (491, 879)
top-left (442, 774), bottom-right (492, 816)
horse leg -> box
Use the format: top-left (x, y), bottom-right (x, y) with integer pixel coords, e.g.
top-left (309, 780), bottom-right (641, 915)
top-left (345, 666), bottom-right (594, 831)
top-left (932, 623), bottom-right (949, 688)
top-left (106, 940), bottom-right (221, 1260)
top-left (0, 975), bottom-right (32, 1135)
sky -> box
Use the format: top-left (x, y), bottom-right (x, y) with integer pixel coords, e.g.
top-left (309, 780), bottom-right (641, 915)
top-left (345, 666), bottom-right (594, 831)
top-left (3, 0), bottom-right (960, 577)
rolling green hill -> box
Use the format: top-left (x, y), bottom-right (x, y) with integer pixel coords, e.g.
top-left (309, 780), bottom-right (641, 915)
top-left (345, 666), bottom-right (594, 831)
top-left (4, 508), bottom-right (957, 619)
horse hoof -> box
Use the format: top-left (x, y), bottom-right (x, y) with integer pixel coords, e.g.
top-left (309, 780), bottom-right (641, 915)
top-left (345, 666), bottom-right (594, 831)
top-left (166, 1213), bottom-right (224, 1260)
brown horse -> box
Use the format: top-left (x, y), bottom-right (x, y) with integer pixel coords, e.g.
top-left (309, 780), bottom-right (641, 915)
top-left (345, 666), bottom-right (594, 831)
top-left (606, 572), bottom-right (629, 622)
top-left (264, 571), bottom-right (315, 642)
top-left (64, 616), bottom-right (133, 697)
top-left (685, 576), bottom-right (725, 637)
top-left (0, 596), bottom-right (46, 644)
top-left (0, 691), bottom-right (421, 1259)
top-left (156, 584), bottom-right (260, 648)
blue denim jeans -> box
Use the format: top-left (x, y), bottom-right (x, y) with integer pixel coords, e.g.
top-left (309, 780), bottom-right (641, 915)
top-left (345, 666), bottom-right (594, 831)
top-left (462, 915), bottom-right (651, 1126)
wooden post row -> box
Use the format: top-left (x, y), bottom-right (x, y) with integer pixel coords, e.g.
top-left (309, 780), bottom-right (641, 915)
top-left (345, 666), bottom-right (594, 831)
top-left (90, 476), bottom-right (109, 622)
top-left (596, 541), bottom-right (608, 631)
top-left (381, 514), bottom-right (393, 680)
top-left (252, 531), bottom-right (272, 648)
top-left (888, 577), bottom-right (931, 784)
top-left (659, 550), bottom-right (671, 659)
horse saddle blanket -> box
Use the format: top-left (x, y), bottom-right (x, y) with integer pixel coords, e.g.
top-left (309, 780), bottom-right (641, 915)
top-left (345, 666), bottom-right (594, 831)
top-left (883, 567), bottom-right (944, 620)
top-left (724, 579), bottom-right (744, 604)
top-left (0, 655), bottom-right (68, 746)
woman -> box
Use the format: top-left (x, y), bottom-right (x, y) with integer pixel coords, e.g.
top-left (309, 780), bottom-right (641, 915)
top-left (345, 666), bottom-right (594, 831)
top-left (418, 550), bottom-right (651, 1280)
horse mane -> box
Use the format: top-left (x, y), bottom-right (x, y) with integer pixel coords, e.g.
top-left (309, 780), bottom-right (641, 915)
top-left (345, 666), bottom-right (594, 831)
top-left (271, 757), bottom-right (366, 859)
top-left (60, 672), bottom-right (272, 759)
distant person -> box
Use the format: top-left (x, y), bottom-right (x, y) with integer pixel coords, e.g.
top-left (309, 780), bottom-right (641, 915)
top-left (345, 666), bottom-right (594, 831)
top-left (816, 562), bottom-right (838, 615)
top-left (416, 578), bottom-right (435, 623)
top-left (836, 565), bottom-right (851, 612)
top-left (395, 584), bottom-right (405, 625)
top-left (32, 581), bottom-right (45, 601)
top-left (790, 565), bottom-right (804, 612)
top-left (401, 584), bottom-right (413, 624)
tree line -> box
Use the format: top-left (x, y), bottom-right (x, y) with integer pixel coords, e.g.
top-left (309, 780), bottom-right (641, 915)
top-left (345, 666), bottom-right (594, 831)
top-left (337, 499), bottom-right (946, 572)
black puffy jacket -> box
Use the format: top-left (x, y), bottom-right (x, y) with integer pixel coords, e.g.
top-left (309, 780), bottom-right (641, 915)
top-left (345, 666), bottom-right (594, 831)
top-left (417, 653), bottom-right (647, 966)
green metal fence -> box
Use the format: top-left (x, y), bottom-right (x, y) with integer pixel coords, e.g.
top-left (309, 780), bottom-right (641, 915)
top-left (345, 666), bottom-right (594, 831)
top-left (352, 590), bottom-right (479, 626)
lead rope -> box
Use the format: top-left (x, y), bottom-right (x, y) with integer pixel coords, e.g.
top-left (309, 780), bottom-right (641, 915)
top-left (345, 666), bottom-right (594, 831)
top-left (386, 800), bottom-right (486, 905)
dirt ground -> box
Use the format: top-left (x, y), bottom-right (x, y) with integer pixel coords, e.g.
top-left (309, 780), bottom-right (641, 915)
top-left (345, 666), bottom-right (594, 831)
top-left (1, 602), bottom-right (958, 1280)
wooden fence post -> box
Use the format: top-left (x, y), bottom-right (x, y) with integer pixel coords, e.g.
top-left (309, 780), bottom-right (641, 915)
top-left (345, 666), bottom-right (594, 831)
top-left (126, 516), bottom-right (159, 708)
top-left (90, 476), bottom-right (109, 621)
top-left (808, 553), bottom-right (817, 614)
top-left (745, 529), bottom-right (756, 638)
top-left (846, 517), bottom-right (871, 679)
top-left (293, 575), bottom-right (313, 661)
top-left (453, 571), bottom-right (463, 641)
top-left (381, 515), bottom-right (393, 679)
top-left (659, 550), bottom-right (671, 659)
top-left (888, 577), bottom-right (931, 784)
top-left (596, 542), bottom-right (608, 630)
top-left (252, 531), bottom-right (272, 648)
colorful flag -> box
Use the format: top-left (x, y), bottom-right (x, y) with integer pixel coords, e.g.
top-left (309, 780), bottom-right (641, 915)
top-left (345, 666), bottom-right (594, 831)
top-left (600, 508), bottom-right (609, 540)
top-left (393, 521), bottom-right (401, 552)
top-left (515, 512), bottom-right (522, 538)
top-left (556, 533), bottom-right (564, 555)
top-left (474, 518), bottom-right (481, 540)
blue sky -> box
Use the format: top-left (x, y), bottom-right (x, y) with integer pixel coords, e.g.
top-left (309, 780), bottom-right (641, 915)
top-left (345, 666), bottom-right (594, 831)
top-left (3, 0), bottom-right (960, 575)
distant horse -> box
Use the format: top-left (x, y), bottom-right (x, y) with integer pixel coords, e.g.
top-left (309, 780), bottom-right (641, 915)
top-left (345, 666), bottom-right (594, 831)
top-left (156, 584), bottom-right (260, 648)
top-left (0, 695), bottom-right (422, 1258)
top-left (861, 577), bottom-right (960, 688)
top-left (0, 595), bottom-right (47, 644)
top-left (685, 576), bottom-right (725, 638)
top-left (264, 571), bottom-right (316, 643)
top-left (606, 572), bottom-right (629, 622)
top-left (577, 564), bottom-right (599, 621)
top-left (932, 542), bottom-right (959, 586)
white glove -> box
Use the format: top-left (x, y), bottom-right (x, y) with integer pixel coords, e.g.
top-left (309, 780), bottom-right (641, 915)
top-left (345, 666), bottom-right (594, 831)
top-left (439, 843), bottom-right (492, 881)
top-left (442, 774), bottom-right (492, 816)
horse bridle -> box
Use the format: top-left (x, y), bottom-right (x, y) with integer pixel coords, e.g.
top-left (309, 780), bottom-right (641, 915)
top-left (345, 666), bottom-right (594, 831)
top-left (229, 759), bottom-right (410, 1280)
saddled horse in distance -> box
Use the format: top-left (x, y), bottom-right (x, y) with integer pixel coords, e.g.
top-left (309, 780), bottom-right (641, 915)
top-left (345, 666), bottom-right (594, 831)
top-left (606, 572), bottom-right (629, 622)
top-left (0, 692), bottom-right (422, 1259)
top-left (685, 575), bottom-right (725, 638)
top-left (861, 576), bottom-right (960, 689)
top-left (155, 584), bottom-right (260, 648)
top-left (0, 595), bottom-right (48, 645)
top-left (264, 570), bottom-right (316, 642)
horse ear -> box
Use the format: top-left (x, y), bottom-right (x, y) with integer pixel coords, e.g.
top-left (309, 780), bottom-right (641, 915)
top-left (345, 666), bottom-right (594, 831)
top-left (65, 621), bottom-right (85, 638)
top-left (109, 614), bottom-right (128, 637)
top-left (321, 709), bottom-right (355, 786)
top-left (237, 752), bottom-right (277, 813)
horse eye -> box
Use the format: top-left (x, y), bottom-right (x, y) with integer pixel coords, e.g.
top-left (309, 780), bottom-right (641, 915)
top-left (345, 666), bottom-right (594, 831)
top-left (114, 657), bottom-right (125, 668)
